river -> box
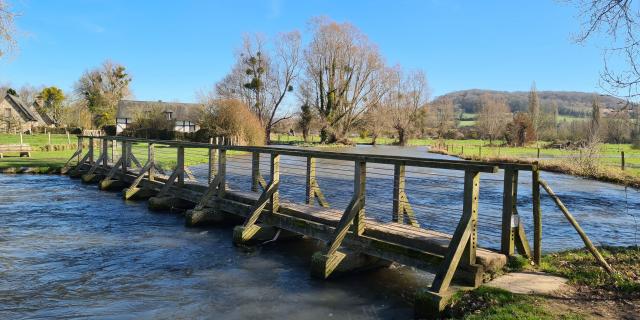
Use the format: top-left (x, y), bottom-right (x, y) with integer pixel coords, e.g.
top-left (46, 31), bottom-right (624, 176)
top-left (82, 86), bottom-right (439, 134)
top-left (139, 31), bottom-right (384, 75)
top-left (1, 145), bottom-right (638, 318)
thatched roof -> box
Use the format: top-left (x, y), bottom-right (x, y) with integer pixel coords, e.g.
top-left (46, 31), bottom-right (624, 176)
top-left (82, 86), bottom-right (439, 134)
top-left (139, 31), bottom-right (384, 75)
top-left (117, 100), bottom-right (204, 122)
top-left (32, 100), bottom-right (56, 125)
top-left (3, 92), bottom-right (41, 122)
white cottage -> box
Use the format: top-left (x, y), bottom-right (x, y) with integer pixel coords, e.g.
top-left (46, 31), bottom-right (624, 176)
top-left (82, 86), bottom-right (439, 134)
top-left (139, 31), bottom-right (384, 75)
top-left (115, 100), bottom-right (204, 134)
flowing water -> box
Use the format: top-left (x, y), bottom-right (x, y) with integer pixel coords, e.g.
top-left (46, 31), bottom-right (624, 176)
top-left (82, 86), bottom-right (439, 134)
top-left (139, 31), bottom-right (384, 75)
top-left (0, 174), bottom-right (426, 319)
top-left (1, 145), bottom-right (638, 318)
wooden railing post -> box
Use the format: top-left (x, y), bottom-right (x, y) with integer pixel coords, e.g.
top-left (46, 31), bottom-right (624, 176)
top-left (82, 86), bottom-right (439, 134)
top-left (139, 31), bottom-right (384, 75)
top-left (532, 165), bottom-right (542, 265)
top-left (501, 166), bottom-right (517, 255)
top-left (77, 136), bottom-right (83, 164)
top-left (252, 152), bottom-right (261, 192)
top-left (269, 153), bottom-right (280, 213)
top-left (102, 138), bottom-right (109, 169)
top-left (502, 165), bottom-right (532, 258)
top-left (148, 143), bottom-right (155, 182)
top-left (353, 160), bottom-right (366, 236)
top-left (121, 141), bottom-right (129, 174)
top-left (393, 163), bottom-right (405, 224)
top-left (177, 146), bottom-right (185, 186)
top-left (217, 148), bottom-right (226, 198)
top-left (305, 157), bottom-right (316, 205)
top-left (430, 169), bottom-right (480, 294)
top-left (208, 138), bottom-right (216, 183)
top-left (462, 170), bottom-right (480, 267)
top-left (88, 137), bottom-right (94, 164)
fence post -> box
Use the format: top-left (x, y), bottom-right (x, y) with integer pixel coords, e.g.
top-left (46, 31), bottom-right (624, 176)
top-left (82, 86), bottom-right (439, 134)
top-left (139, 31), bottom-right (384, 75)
top-left (48, 132), bottom-right (51, 146)
top-left (621, 151), bottom-right (625, 170)
top-left (251, 152), bottom-right (261, 192)
top-left (269, 153), bottom-right (280, 213)
top-left (102, 138), bottom-right (108, 168)
top-left (353, 160), bottom-right (366, 236)
top-left (537, 147), bottom-right (540, 159)
top-left (88, 137), bottom-right (94, 164)
top-left (305, 157), bottom-right (316, 205)
top-left (479, 146), bottom-right (482, 158)
top-left (208, 138), bottom-right (216, 183)
top-left (532, 165), bottom-right (541, 265)
top-left (501, 166), bottom-right (517, 255)
top-left (177, 146), bottom-right (185, 186)
top-left (218, 148), bottom-right (226, 198)
top-left (392, 163), bottom-right (406, 224)
top-left (148, 143), bottom-right (155, 181)
top-left (76, 136), bottom-right (83, 164)
top-left (122, 141), bottom-right (129, 174)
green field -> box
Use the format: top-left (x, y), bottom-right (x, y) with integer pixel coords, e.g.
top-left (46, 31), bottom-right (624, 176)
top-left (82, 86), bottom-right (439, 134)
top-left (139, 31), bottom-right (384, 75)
top-left (0, 133), bottom-right (74, 147)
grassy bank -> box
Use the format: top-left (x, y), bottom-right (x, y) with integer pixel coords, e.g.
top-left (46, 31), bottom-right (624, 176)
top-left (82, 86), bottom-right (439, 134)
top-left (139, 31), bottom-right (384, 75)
top-left (430, 147), bottom-right (640, 189)
top-left (448, 246), bottom-right (639, 319)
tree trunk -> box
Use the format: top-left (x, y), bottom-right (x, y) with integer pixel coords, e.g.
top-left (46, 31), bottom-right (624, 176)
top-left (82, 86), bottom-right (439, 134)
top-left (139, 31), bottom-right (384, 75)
top-left (397, 127), bottom-right (407, 146)
top-left (265, 126), bottom-right (272, 145)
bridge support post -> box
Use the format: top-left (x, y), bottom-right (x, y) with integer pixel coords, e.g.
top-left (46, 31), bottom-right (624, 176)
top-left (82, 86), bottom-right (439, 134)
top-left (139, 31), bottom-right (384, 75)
top-left (233, 153), bottom-right (280, 244)
top-left (532, 165), bottom-right (542, 265)
top-left (148, 144), bottom-right (189, 211)
top-left (310, 160), bottom-right (369, 279)
top-left (416, 169), bottom-right (482, 317)
top-left (81, 138), bottom-right (108, 183)
top-left (61, 136), bottom-right (84, 175)
top-left (123, 143), bottom-right (157, 200)
top-left (392, 163), bottom-right (419, 227)
top-left (501, 166), bottom-right (531, 258)
top-left (251, 152), bottom-right (267, 192)
top-left (305, 157), bottom-right (329, 207)
top-left (69, 137), bottom-right (93, 178)
top-left (99, 139), bottom-right (127, 191)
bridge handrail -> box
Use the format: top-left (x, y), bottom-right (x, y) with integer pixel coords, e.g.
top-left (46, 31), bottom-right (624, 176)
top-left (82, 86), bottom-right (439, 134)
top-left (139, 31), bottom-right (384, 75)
top-left (78, 135), bottom-right (501, 173)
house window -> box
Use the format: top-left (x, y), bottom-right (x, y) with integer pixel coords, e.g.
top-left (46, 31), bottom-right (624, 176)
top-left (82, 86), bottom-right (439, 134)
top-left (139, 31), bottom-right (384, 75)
top-left (3, 108), bottom-right (10, 118)
top-left (176, 120), bottom-right (196, 132)
top-left (164, 111), bottom-right (173, 120)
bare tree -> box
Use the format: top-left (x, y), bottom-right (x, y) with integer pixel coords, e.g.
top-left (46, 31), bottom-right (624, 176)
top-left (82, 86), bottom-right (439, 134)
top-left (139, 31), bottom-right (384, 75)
top-left (216, 31), bottom-right (301, 144)
top-left (75, 60), bottom-right (132, 128)
top-left (301, 17), bottom-right (388, 143)
top-left (430, 98), bottom-right (457, 139)
top-left (572, 0), bottom-right (640, 97)
top-left (528, 81), bottom-right (540, 140)
top-left (386, 67), bottom-right (430, 145)
top-left (589, 96), bottom-right (601, 143)
top-left (477, 94), bottom-right (511, 144)
top-left (0, 0), bottom-right (17, 58)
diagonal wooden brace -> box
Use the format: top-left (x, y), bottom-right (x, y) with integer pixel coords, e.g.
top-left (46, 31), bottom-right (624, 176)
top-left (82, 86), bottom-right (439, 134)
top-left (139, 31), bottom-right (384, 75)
top-left (325, 196), bottom-right (363, 257)
top-left (430, 170), bottom-right (480, 295)
top-left (123, 160), bottom-right (154, 199)
top-left (61, 147), bottom-right (84, 174)
top-left (194, 174), bottom-right (223, 211)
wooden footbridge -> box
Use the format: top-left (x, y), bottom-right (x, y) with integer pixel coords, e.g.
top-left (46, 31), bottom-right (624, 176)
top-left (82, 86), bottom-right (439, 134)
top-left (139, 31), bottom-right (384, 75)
top-left (64, 135), bottom-right (545, 317)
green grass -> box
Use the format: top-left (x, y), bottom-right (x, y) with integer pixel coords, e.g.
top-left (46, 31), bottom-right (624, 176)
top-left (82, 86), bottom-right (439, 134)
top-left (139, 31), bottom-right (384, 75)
top-left (0, 133), bottom-right (74, 147)
top-left (539, 246), bottom-right (640, 295)
top-left (448, 286), bottom-right (583, 320)
top-left (0, 149), bottom-right (74, 172)
top-left (448, 247), bottom-right (640, 319)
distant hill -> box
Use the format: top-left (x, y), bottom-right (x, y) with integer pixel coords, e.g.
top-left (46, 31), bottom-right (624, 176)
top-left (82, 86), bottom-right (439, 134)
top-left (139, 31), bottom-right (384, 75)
top-left (434, 89), bottom-right (634, 117)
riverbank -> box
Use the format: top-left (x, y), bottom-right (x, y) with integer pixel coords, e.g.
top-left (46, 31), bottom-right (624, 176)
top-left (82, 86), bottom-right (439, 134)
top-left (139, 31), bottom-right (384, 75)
top-left (448, 246), bottom-right (639, 319)
top-left (429, 147), bottom-right (640, 189)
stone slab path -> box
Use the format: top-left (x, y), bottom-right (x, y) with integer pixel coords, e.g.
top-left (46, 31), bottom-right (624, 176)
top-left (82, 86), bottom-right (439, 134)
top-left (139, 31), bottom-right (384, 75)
top-left (486, 272), bottom-right (569, 295)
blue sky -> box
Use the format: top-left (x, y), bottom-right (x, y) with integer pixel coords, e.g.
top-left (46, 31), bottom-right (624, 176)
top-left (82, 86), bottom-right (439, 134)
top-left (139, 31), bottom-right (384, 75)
top-left (0, 0), bottom-right (610, 105)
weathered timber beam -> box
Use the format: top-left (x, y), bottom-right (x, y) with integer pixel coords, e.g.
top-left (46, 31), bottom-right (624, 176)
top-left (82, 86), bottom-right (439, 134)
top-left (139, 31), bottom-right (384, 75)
top-left (430, 170), bottom-right (480, 294)
top-left (539, 179), bottom-right (615, 274)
